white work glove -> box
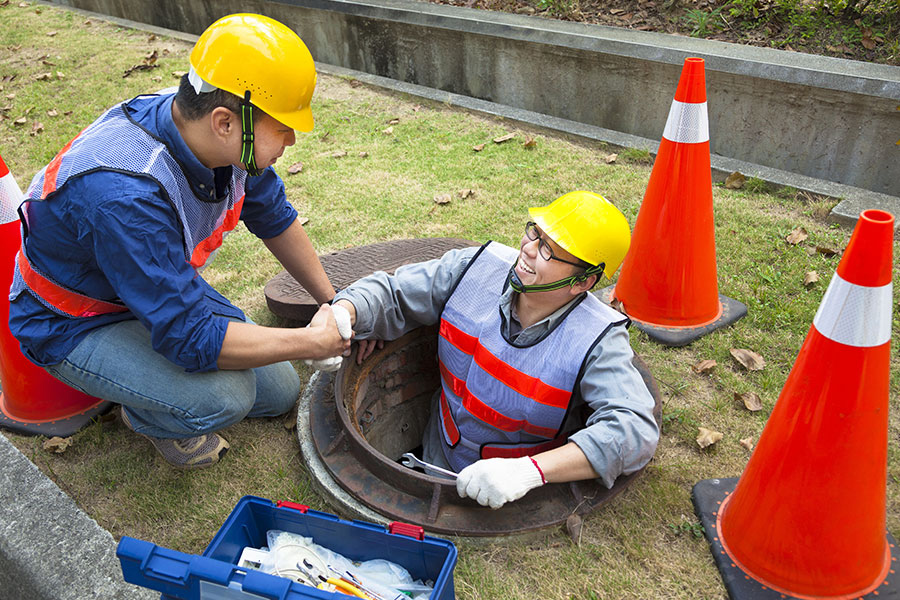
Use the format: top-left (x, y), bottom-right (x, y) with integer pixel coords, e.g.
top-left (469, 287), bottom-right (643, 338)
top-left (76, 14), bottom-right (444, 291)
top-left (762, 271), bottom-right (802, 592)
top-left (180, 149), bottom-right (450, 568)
top-left (456, 456), bottom-right (546, 509)
top-left (303, 303), bottom-right (352, 372)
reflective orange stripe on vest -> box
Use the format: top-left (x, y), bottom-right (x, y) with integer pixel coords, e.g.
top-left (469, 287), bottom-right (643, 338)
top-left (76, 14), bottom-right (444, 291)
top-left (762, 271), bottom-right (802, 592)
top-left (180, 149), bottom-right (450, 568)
top-left (439, 361), bottom-right (559, 438)
top-left (189, 194), bottom-right (246, 269)
top-left (41, 130), bottom-right (83, 199)
top-left (439, 390), bottom-right (461, 446)
top-left (17, 251), bottom-right (128, 317)
top-left (439, 318), bottom-right (572, 410)
top-left (481, 437), bottom-right (567, 459)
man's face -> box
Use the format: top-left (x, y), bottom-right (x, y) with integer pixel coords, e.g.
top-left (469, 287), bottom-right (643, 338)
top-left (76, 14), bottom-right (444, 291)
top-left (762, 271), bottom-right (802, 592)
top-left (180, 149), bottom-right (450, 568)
top-left (250, 112), bottom-right (297, 169)
top-left (515, 222), bottom-right (584, 290)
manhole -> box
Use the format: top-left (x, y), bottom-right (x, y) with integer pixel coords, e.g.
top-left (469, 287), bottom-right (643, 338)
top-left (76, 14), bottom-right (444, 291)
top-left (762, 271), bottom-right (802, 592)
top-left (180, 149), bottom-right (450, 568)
top-left (299, 325), bottom-right (663, 537)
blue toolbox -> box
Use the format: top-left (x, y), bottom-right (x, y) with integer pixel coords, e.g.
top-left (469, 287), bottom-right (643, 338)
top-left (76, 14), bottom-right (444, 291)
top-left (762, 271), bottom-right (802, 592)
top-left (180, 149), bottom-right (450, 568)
top-left (116, 495), bottom-right (458, 600)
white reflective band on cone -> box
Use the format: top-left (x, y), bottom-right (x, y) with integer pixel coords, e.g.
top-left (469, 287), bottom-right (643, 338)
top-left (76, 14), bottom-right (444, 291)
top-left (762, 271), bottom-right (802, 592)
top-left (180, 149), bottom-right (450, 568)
top-left (662, 100), bottom-right (709, 144)
top-left (813, 273), bottom-right (892, 347)
top-left (0, 172), bottom-right (24, 225)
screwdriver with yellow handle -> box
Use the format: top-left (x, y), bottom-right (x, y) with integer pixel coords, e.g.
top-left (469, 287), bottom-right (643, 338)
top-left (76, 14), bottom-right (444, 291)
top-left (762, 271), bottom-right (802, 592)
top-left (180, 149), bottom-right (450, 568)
top-left (297, 559), bottom-right (373, 599)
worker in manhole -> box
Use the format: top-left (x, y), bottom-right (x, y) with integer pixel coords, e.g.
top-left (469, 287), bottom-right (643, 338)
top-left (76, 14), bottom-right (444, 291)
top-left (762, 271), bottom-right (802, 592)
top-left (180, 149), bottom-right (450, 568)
top-left (8, 14), bottom-right (351, 468)
top-left (334, 191), bottom-right (659, 509)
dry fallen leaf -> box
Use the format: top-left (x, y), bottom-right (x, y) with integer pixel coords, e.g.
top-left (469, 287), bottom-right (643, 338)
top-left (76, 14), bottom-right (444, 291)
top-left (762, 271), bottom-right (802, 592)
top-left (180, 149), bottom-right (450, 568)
top-left (785, 227), bottom-right (808, 245)
top-left (172, 71), bottom-right (187, 78)
top-left (287, 162), bottom-right (303, 174)
top-left (724, 171), bottom-right (745, 189)
top-left (816, 245), bottom-right (838, 257)
top-left (696, 427), bottom-right (723, 449)
top-left (349, 79), bottom-right (362, 88)
top-left (282, 404), bottom-right (298, 431)
top-left (5, 92), bottom-right (14, 99)
top-left (433, 193), bottom-right (452, 205)
top-left (43, 436), bottom-right (71, 453)
top-left (411, 104), bottom-right (421, 112)
top-left (331, 150), bottom-right (347, 158)
top-left (692, 359), bottom-right (717, 375)
top-left (148, 34), bottom-right (157, 42)
top-left (34, 72), bottom-right (52, 81)
top-left (144, 50), bottom-right (158, 65)
top-left (739, 437), bottom-right (754, 451)
top-left (565, 513), bottom-right (583, 546)
top-left (381, 126), bottom-right (393, 135)
top-left (609, 297), bottom-right (625, 314)
top-left (735, 391), bottom-right (763, 411)
top-left (493, 133), bottom-right (515, 144)
top-left (297, 216), bottom-right (309, 226)
top-left (46, 31), bottom-right (58, 37)
top-left (123, 63), bottom-right (158, 78)
top-left (30, 121), bottom-right (43, 136)
top-left (41, 59), bottom-right (55, 66)
top-left (387, 118), bottom-right (400, 125)
top-left (151, 75), bottom-right (162, 83)
top-left (13, 116), bottom-right (26, 126)
top-left (55, 71), bottom-right (64, 80)
top-left (358, 151), bottom-right (369, 158)
top-left (472, 143), bottom-right (485, 152)
top-left (605, 153), bottom-right (618, 164)
top-left (523, 136), bottom-right (537, 148)
top-left (459, 189), bottom-right (475, 199)
top-left (803, 271), bottom-right (819, 288)
top-left (730, 348), bottom-right (765, 371)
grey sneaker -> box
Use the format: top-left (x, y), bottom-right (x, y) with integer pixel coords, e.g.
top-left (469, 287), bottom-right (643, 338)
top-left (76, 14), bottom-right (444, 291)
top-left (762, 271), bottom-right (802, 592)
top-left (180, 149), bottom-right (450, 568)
top-left (120, 408), bottom-right (229, 469)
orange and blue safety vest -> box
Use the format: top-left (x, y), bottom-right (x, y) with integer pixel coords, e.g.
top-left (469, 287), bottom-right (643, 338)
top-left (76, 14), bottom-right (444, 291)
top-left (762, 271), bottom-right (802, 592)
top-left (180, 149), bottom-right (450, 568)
top-left (437, 242), bottom-right (627, 471)
top-left (8, 93), bottom-right (297, 372)
top-left (14, 98), bottom-right (246, 319)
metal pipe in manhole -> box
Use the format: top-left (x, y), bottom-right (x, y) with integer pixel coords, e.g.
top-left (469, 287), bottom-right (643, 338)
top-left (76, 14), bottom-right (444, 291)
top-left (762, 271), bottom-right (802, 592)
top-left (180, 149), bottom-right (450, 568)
top-left (301, 325), bottom-right (662, 537)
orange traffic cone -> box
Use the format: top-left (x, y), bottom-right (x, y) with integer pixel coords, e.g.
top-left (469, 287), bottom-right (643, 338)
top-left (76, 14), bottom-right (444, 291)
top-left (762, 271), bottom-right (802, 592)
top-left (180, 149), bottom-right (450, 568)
top-left (0, 153), bottom-right (111, 436)
top-left (692, 209), bottom-right (897, 599)
top-left (599, 57), bottom-right (746, 346)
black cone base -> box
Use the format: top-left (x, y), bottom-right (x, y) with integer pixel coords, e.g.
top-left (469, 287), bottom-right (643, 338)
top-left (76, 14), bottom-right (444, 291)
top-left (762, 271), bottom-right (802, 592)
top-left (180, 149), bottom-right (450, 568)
top-left (692, 477), bottom-right (899, 600)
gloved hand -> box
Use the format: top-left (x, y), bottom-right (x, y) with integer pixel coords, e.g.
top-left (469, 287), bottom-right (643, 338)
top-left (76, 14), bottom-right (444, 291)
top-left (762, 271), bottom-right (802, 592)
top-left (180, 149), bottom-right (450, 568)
top-left (456, 456), bottom-right (546, 509)
top-left (304, 303), bottom-right (352, 372)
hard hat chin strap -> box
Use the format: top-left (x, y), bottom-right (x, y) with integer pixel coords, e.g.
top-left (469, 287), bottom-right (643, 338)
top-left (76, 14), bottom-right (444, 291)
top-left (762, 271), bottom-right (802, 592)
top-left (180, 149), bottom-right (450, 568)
top-left (239, 91), bottom-right (263, 177)
top-left (507, 264), bottom-right (604, 294)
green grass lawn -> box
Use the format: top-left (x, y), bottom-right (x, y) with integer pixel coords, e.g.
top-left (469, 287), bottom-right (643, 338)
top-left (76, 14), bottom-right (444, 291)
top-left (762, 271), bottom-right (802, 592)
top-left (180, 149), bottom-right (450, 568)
top-left (1, 3), bottom-right (898, 599)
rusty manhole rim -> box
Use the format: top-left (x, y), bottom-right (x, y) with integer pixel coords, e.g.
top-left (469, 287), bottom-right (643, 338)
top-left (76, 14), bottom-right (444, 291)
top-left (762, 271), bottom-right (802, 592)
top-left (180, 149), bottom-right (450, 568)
top-left (300, 327), bottom-right (662, 538)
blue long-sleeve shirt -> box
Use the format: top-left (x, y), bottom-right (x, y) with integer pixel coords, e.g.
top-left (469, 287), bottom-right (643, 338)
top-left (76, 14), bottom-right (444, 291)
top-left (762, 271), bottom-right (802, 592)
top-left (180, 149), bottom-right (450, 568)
top-left (9, 93), bottom-right (298, 372)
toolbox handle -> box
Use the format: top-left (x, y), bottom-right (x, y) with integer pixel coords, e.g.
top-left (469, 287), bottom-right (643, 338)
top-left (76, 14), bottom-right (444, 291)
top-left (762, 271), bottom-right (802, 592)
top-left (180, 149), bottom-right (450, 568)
top-left (275, 500), bottom-right (309, 513)
top-left (388, 521), bottom-right (424, 540)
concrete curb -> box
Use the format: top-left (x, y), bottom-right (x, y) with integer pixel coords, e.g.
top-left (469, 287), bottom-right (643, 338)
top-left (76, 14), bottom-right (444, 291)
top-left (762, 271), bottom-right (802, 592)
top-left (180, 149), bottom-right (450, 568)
top-left (0, 431), bottom-right (155, 600)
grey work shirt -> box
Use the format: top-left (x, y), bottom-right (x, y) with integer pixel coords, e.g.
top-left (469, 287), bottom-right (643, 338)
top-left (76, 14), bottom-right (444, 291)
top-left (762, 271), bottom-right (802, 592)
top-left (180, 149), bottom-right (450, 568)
top-left (335, 245), bottom-right (659, 488)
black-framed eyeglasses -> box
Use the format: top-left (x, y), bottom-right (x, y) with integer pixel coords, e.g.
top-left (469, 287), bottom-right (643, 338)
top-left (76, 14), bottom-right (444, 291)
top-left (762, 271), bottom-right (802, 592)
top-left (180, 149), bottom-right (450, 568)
top-left (524, 221), bottom-right (587, 269)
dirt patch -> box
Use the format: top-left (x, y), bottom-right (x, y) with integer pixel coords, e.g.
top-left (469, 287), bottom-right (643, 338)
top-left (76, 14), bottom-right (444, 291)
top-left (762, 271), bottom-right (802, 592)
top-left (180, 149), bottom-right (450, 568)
top-left (426, 0), bottom-right (899, 66)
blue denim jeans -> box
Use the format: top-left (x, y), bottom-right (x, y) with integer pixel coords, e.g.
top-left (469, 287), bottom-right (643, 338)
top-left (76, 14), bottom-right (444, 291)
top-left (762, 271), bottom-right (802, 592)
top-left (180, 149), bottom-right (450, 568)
top-left (45, 319), bottom-right (300, 439)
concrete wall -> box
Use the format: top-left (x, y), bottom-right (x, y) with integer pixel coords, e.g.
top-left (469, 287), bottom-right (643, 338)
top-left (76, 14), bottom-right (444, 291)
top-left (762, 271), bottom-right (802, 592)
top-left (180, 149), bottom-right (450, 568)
top-left (51, 0), bottom-right (900, 199)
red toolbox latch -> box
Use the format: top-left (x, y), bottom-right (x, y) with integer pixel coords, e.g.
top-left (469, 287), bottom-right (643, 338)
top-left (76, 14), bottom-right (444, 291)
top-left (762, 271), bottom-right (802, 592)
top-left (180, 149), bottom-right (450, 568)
top-left (276, 500), bottom-right (309, 513)
top-left (388, 522), bottom-right (424, 540)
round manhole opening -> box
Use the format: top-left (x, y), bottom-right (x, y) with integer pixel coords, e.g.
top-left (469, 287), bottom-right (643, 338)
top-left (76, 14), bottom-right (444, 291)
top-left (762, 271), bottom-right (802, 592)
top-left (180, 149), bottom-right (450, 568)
top-left (300, 325), bottom-right (662, 538)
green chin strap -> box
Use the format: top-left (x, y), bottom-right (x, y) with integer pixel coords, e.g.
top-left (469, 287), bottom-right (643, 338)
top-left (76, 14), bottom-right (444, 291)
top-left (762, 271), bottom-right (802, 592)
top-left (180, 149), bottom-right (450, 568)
top-left (507, 263), bottom-right (605, 294)
top-left (239, 91), bottom-right (263, 177)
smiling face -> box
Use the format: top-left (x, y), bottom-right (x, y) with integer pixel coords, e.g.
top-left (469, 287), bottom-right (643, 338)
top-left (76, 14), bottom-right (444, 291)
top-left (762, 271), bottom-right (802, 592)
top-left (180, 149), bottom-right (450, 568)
top-left (514, 222), bottom-right (586, 290)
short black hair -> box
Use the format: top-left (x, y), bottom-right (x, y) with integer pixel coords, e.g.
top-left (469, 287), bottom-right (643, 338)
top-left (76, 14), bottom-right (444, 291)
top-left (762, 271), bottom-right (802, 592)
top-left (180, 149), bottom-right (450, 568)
top-left (173, 74), bottom-right (262, 124)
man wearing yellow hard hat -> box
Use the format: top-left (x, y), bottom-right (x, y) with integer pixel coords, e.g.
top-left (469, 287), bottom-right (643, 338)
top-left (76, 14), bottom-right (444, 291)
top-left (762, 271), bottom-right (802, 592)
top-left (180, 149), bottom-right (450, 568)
top-left (9, 14), bottom-right (351, 468)
top-left (335, 191), bottom-right (660, 509)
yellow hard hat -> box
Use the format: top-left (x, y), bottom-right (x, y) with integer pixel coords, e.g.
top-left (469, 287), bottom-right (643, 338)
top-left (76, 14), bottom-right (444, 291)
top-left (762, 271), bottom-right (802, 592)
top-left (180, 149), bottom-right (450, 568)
top-left (528, 191), bottom-right (631, 279)
top-left (189, 13), bottom-right (316, 132)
